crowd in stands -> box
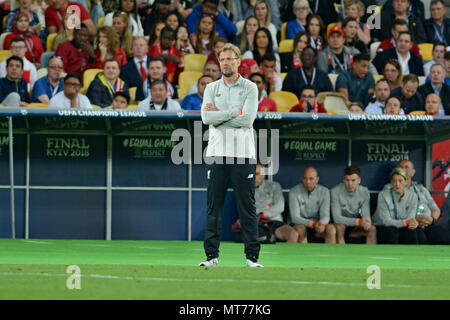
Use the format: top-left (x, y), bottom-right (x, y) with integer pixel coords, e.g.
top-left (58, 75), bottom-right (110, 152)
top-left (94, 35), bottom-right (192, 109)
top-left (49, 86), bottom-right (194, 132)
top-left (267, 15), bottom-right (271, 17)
top-left (0, 0), bottom-right (448, 114)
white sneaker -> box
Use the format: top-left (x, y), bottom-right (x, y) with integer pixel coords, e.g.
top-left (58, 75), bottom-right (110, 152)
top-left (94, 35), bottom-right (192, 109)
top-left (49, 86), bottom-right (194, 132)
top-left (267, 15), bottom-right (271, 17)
top-left (198, 258), bottom-right (218, 267)
top-left (246, 259), bottom-right (263, 268)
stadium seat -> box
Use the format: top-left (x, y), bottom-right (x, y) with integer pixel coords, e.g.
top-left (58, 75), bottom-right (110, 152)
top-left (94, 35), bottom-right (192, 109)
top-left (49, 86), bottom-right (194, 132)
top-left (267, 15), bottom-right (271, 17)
top-left (373, 74), bottom-right (383, 83)
top-left (269, 91), bottom-right (298, 112)
top-left (129, 87), bottom-right (137, 104)
top-left (327, 110), bottom-right (337, 114)
top-left (40, 51), bottom-right (54, 68)
top-left (128, 104), bottom-right (138, 110)
top-left (418, 43), bottom-right (433, 61)
top-left (178, 71), bottom-right (202, 100)
top-left (92, 104), bottom-right (103, 109)
top-left (317, 92), bottom-right (350, 114)
top-left (279, 39), bottom-right (293, 53)
top-left (27, 103), bottom-right (48, 107)
top-left (279, 72), bottom-right (287, 81)
top-left (418, 76), bottom-right (425, 86)
top-left (97, 17), bottom-right (105, 29)
top-left (183, 54), bottom-right (207, 73)
top-left (281, 22), bottom-right (287, 41)
top-left (370, 41), bottom-right (380, 60)
top-left (46, 33), bottom-right (57, 52)
top-left (326, 23), bottom-right (337, 38)
top-left (409, 110), bottom-right (425, 115)
top-left (81, 68), bottom-right (102, 94)
top-left (0, 50), bottom-right (11, 62)
top-left (37, 68), bottom-right (48, 79)
top-left (0, 32), bottom-right (11, 50)
top-left (328, 73), bottom-right (338, 91)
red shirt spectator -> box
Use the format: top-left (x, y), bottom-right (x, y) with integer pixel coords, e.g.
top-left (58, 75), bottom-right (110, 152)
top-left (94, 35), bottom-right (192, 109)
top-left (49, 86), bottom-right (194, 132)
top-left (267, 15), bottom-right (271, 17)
top-left (45, 0), bottom-right (94, 35)
top-left (290, 101), bottom-right (327, 113)
top-left (258, 96), bottom-right (277, 112)
top-left (93, 48), bottom-right (127, 69)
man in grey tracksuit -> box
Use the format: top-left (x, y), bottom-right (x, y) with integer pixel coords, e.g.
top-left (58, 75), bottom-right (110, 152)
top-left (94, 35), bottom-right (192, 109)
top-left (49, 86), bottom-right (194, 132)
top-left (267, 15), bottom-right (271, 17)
top-left (199, 43), bottom-right (262, 268)
top-left (289, 167), bottom-right (336, 243)
top-left (331, 166), bottom-right (377, 244)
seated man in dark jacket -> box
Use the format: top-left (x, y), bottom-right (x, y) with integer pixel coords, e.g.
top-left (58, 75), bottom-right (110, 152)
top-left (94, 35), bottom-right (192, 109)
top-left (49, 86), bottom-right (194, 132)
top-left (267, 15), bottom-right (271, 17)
top-left (87, 59), bottom-right (129, 108)
top-left (424, 0), bottom-right (450, 45)
top-left (419, 63), bottom-right (450, 115)
top-left (0, 55), bottom-right (30, 106)
top-left (391, 74), bottom-right (424, 114)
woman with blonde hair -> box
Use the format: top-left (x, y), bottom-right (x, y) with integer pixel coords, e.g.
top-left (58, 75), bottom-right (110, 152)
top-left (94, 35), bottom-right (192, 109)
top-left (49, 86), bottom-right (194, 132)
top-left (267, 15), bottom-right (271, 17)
top-left (93, 26), bottom-right (128, 69)
top-left (53, 11), bottom-right (78, 51)
top-left (253, 0), bottom-right (278, 50)
top-left (112, 11), bottom-right (133, 57)
top-left (236, 16), bottom-right (259, 53)
top-left (103, 0), bottom-right (144, 36)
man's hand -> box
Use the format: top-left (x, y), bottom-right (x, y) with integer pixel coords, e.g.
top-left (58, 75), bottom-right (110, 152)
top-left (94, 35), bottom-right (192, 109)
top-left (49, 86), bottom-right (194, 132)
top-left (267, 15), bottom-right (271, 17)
top-left (204, 103), bottom-right (218, 111)
top-left (315, 221), bottom-right (325, 234)
top-left (407, 217), bottom-right (418, 230)
top-left (360, 217), bottom-right (372, 231)
top-left (416, 216), bottom-right (432, 228)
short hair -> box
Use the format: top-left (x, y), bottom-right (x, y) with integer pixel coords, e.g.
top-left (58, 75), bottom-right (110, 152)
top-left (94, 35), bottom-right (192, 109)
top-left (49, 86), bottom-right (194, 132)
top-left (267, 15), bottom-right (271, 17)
top-left (149, 56), bottom-right (166, 67)
top-left (344, 165), bottom-right (360, 177)
top-left (397, 31), bottom-right (412, 40)
top-left (64, 72), bottom-right (83, 85)
top-left (445, 51), bottom-right (450, 61)
top-left (430, 0), bottom-right (445, 7)
top-left (113, 91), bottom-right (130, 104)
top-left (402, 73), bottom-right (418, 84)
top-left (160, 25), bottom-right (175, 38)
top-left (430, 63), bottom-right (446, 73)
top-left (300, 84), bottom-right (318, 96)
top-left (198, 74), bottom-right (213, 83)
top-left (261, 52), bottom-right (276, 62)
top-left (353, 53), bottom-right (370, 63)
top-left (390, 167), bottom-right (409, 181)
top-left (386, 95), bottom-right (403, 108)
top-left (150, 79), bottom-right (167, 90)
top-left (249, 72), bottom-right (265, 83)
top-left (376, 78), bottom-right (389, 85)
top-left (218, 43), bottom-right (241, 59)
top-left (293, 0), bottom-right (309, 8)
top-left (301, 45), bottom-right (317, 57)
top-left (213, 37), bottom-right (227, 46)
top-left (392, 19), bottom-right (408, 29)
top-left (48, 55), bottom-right (63, 66)
top-left (6, 55), bottom-right (23, 69)
top-left (10, 36), bottom-right (26, 45)
top-left (433, 42), bottom-right (446, 51)
top-left (104, 58), bottom-right (120, 68)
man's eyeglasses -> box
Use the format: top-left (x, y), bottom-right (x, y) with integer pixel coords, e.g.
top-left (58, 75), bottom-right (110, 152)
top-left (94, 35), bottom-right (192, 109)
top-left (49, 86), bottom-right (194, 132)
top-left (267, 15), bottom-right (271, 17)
top-left (48, 66), bottom-right (63, 70)
top-left (10, 45), bottom-right (26, 50)
top-left (64, 82), bottom-right (82, 88)
top-left (301, 95), bottom-right (316, 99)
top-left (219, 57), bottom-right (239, 63)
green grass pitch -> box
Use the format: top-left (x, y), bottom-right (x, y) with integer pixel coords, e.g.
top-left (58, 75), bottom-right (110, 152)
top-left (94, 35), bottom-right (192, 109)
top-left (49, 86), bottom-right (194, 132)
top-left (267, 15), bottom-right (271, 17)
top-left (0, 239), bottom-right (449, 300)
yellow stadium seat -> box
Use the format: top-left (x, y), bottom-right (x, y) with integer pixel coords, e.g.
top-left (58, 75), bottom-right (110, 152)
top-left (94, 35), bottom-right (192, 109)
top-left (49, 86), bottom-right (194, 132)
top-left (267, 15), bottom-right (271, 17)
top-left (279, 72), bottom-right (287, 81)
top-left (327, 23), bottom-right (337, 38)
top-left (269, 91), bottom-right (299, 112)
top-left (418, 43), bottom-right (433, 61)
top-left (373, 74), bottom-right (383, 83)
top-left (279, 39), bottom-right (293, 53)
top-left (409, 110), bottom-right (425, 115)
top-left (128, 104), bottom-right (138, 110)
top-left (183, 54), bottom-right (207, 72)
top-left (27, 103), bottom-right (48, 108)
top-left (179, 71), bottom-right (203, 90)
top-left (81, 68), bottom-right (103, 94)
top-left (129, 87), bottom-right (137, 104)
top-left (327, 110), bottom-right (337, 114)
top-left (46, 33), bottom-right (57, 52)
top-left (92, 104), bottom-right (103, 109)
top-left (97, 17), bottom-right (105, 29)
top-left (281, 22), bottom-right (287, 41)
top-left (178, 87), bottom-right (188, 101)
top-left (0, 50), bottom-right (11, 62)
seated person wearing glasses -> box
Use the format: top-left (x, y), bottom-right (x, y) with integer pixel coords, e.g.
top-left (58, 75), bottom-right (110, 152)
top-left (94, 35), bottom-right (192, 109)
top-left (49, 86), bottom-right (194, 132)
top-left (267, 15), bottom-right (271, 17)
top-left (289, 84), bottom-right (327, 113)
top-left (49, 73), bottom-right (92, 109)
top-left (32, 56), bottom-right (65, 103)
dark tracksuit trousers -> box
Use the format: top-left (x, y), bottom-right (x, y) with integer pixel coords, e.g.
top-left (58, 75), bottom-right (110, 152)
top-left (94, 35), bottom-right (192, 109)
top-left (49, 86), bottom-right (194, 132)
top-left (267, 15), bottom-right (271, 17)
top-left (204, 157), bottom-right (260, 261)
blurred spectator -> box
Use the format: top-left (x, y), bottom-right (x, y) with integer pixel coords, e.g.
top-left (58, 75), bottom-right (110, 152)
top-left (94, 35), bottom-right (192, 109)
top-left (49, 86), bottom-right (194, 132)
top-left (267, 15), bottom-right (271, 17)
top-left (382, 59), bottom-right (403, 91)
top-left (186, 0), bottom-right (237, 41)
top-left (0, 37), bottom-right (37, 90)
top-left (235, 16), bottom-right (259, 53)
top-left (0, 56), bottom-right (30, 107)
top-left (377, 19), bottom-right (423, 59)
top-left (424, 42), bottom-right (446, 77)
top-left (53, 12), bottom-right (77, 51)
top-left (289, 167), bottom-right (335, 244)
top-left (283, 46), bottom-right (333, 98)
top-left (285, 0), bottom-right (308, 40)
top-left (303, 0), bottom-right (337, 26)
top-left (239, 59), bottom-right (260, 79)
top-left (207, 37), bottom-right (227, 66)
top-left (111, 11), bottom-right (133, 57)
top-left (261, 52), bottom-right (281, 94)
top-left (187, 60), bottom-right (221, 95)
top-left (331, 165), bottom-right (376, 244)
top-left (120, 37), bottom-right (150, 89)
top-left (373, 167), bottom-right (422, 244)
top-left (175, 25), bottom-right (195, 56)
top-left (165, 12), bottom-right (181, 32)
top-left (391, 74), bottom-right (423, 114)
top-left (384, 95), bottom-right (404, 114)
top-left (55, 23), bottom-right (96, 75)
top-left (93, 26), bottom-right (128, 69)
top-left (280, 31), bottom-right (309, 73)
top-left (149, 26), bottom-right (183, 83)
top-left (45, 0), bottom-right (95, 37)
top-left (137, 79), bottom-right (181, 111)
top-left (231, 0), bottom-right (281, 31)
top-left (249, 72), bottom-right (277, 112)
top-left (424, 0), bottom-right (449, 46)
top-left (342, 17), bottom-right (368, 55)
top-left (317, 27), bottom-right (359, 75)
top-left (306, 14), bottom-right (326, 52)
top-left (373, 32), bottom-right (424, 76)
top-left (136, 57), bottom-right (178, 102)
top-left (111, 91), bottom-right (130, 109)
top-left (180, 75), bottom-right (213, 110)
top-left (424, 93), bottom-right (442, 116)
top-left (289, 84), bottom-right (327, 113)
top-left (381, 0), bottom-right (425, 23)
top-left (378, 0), bottom-right (426, 44)
top-left (148, 21), bottom-right (166, 50)
top-left (348, 102), bottom-right (365, 113)
top-left (254, 163), bottom-right (297, 242)
top-left (87, 59), bottom-right (129, 108)
top-left (365, 79), bottom-right (391, 114)
top-left (143, 0), bottom-right (180, 36)
top-left (32, 56), bottom-right (64, 103)
top-left (190, 14), bottom-right (216, 56)
top-left (49, 72), bottom-right (92, 109)
top-left (4, 11), bottom-right (44, 67)
top-left (242, 27), bottom-right (280, 73)
top-left (340, 0), bottom-right (371, 46)
top-left (445, 52), bottom-right (450, 85)
top-left (90, 0), bottom-right (104, 28)
top-left (336, 53), bottom-right (374, 106)
top-left (104, 0), bottom-right (144, 36)
top-left (418, 63), bottom-right (449, 115)
top-left (254, 0), bottom-right (278, 50)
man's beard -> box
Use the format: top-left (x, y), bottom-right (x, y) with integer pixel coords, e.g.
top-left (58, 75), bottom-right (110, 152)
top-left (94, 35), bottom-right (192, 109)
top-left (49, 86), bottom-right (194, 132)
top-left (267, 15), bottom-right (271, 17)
top-left (222, 70), bottom-right (235, 78)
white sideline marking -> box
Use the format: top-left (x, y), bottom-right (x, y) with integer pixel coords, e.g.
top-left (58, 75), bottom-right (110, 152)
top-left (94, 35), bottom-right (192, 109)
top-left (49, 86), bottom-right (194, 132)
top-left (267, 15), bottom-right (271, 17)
top-left (368, 257), bottom-right (401, 260)
top-left (429, 259), bottom-right (450, 262)
top-left (132, 246), bottom-right (167, 250)
top-left (77, 244), bottom-right (113, 247)
top-left (0, 272), bottom-right (445, 290)
top-left (23, 241), bottom-right (51, 245)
